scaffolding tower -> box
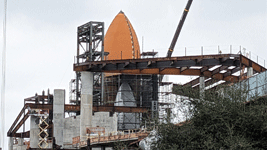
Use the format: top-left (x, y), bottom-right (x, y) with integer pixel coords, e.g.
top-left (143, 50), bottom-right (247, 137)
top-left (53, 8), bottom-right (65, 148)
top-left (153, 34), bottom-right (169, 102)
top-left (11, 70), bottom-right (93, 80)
top-left (73, 21), bottom-right (106, 106)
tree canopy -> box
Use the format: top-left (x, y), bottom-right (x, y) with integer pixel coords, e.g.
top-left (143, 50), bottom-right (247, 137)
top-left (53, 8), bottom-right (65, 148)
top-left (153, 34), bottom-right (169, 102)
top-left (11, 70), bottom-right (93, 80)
top-left (154, 84), bottom-right (267, 149)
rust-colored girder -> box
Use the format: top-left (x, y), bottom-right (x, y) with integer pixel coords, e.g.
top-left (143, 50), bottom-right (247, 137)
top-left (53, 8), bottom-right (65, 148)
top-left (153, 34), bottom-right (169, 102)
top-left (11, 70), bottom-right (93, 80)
top-left (13, 131), bottom-right (30, 138)
top-left (25, 103), bottom-right (149, 113)
top-left (241, 56), bottom-right (266, 72)
top-left (66, 105), bottom-right (148, 113)
top-left (183, 65), bottom-right (243, 88)
top-left (7, 105), bottom-right (26, 136)
top-left (104, 68), bottom-right (201, 75)
top-left (202, 70), bottom-right (239, 82)
top-left (74, 54), bottom-right (265, 84)
top-left (10, 112), bottom-right (29, 136)
top-left (74, 54), bottom-right (241, 73)
top-left (77, 54), bottom-right (239, 65)
top-left (93, 106), bottom-right (148, 113)
top-left (25, 103), bottom-right (52, 110)
top-left (183, 77), bottom-right (209, 87)
top-left (212, 66), bottom-right (228, 75)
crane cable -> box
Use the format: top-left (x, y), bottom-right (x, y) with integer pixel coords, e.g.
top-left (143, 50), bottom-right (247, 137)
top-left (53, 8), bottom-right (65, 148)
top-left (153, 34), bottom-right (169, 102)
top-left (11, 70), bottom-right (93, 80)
top-left (1, 0), bottom-right (7, 149)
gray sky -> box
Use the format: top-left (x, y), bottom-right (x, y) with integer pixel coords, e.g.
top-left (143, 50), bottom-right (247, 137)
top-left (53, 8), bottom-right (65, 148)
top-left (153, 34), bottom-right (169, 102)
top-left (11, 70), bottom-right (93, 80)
top-left (0, 0), bottom-right (266, 148)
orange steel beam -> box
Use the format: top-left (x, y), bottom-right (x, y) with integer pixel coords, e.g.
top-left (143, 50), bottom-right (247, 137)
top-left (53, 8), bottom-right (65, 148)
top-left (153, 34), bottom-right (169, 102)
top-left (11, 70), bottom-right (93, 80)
top-left (74, 54), bottom-right (266, 84)
top-left (183, 77), bottom-right (209, 87)
top-left (7, 105), bottom-right (26, 136)
top-left (93, 106), bottom-right (149, 113)
top-left (182, 65), bottom-right (216, 87)
top-left (186, 66), bottom-right (250, 90)
top-left (73, 54), bottom-right (242, 82)
top-left (66, 105), bottom-right (148, 113)
top-left (10, 112), bottom-right (30, 136)
top-left (13, 131), bottom-right (30, 138)
top-left (25, 103), bottom-right (148, 113)
top-left (241, 55), bottom-right (266, 72)
top-left (74, 54), bottom-right (241, 72)
top-left (104, 68), bottom-right (201, 75)
top-left (104, 68), bottom-right (239, 82)
top-left (203, 70), bottom-right (239, 82)
top-left (77, 54), bottom-right (239, 65)
top-left (25, 103), bottom-right (52, 110)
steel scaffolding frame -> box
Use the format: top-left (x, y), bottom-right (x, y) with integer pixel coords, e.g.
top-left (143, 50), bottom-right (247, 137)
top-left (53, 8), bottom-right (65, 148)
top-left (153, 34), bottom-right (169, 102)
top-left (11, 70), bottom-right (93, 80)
top-left (158, 78), bottom-right (175, 123)
top-left (74, 21), bottom-right (106, 106)
top-left (103, 74), bottom-right (159, 130)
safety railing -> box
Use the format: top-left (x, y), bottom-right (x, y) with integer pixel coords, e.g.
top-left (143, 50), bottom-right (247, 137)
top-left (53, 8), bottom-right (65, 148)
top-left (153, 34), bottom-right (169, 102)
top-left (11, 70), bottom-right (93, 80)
top-left (72, 128), bottom-right (149, 148)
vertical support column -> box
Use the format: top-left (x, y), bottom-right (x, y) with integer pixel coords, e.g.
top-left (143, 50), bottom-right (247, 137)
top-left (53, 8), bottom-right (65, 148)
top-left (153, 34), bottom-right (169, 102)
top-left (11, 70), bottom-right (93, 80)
top-left (152, 75), bottom-right (158, 119)
top-left (53, 89), bottom-right (65, 147)
top-left (76, 24), bottom-right (80, 105)
top-left (151, 101), bottom-right (158, 119)
top-left (265, 71), bottom-right (267, 95)
top-left (166, 108), bottom-right (171, 123)
top-left (80, 72), bottom-right (93, 141)
top-left (89, 23), bottom-right (93, 61)
top-left (101, 73), bottom-right (104, 105)
top-left (101, 23), bottom-right (105, 105)
top-left (199, 76), bottom-right (205, 99)
top-left (30, 116), bottom-right (39, 148)
top-left (17, 138), bottom-right (23, 150)
top-left (152, 75), bottom-right (158, 102)
top-left (8, 137), bottom-right (13, 150)
top-left (247, 67), bottom-right (253, 78)
top-left (76, 72), bottom-right (80, 105)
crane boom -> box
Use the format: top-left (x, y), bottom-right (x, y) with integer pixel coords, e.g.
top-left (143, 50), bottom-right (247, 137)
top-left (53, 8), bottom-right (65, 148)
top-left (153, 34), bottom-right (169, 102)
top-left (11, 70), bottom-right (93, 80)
top-left (167, 0), bottom-right (193, 57)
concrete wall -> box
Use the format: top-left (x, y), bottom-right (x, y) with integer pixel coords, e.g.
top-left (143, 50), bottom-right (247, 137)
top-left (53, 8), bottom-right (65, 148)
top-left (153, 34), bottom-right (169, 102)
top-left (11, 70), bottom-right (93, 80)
top-left (13, 138), bottom-right (27, 150)
top-left (12, 142), bottom-right (52, 150)
top-left (12, 145), bottom-right (27, 150)
top-left (9, 137), bottom-right (13, 150)
top-left (92, 112), bottom-right (117, 133)
top-left (63, 115), bottom-right (80, 148)
top-left (63, 112), bottom-right (117, 148)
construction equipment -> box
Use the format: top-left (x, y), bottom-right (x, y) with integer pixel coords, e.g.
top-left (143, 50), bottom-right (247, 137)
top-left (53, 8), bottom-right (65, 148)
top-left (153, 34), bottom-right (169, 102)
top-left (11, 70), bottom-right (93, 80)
top-left (160, 0), bottom-right (193, 82)
top-left (166, 0), bottom-right (193, 57)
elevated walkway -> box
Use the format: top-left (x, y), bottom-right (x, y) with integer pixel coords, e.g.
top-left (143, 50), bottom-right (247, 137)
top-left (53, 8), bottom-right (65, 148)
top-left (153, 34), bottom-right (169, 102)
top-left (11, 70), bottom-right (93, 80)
top-left (72, 129), bottom-right (149, 148)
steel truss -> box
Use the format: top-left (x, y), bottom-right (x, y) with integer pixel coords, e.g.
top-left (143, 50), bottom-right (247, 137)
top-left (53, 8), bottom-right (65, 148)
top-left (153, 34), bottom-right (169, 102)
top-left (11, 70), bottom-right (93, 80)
top-left (72, 21), bottom-right (106, 107)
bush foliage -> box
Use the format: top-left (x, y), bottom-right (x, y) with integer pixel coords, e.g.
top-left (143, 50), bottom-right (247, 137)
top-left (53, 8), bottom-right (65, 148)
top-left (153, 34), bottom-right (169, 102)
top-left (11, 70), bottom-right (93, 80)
top-left (154, 84), bottom-right (267, 149)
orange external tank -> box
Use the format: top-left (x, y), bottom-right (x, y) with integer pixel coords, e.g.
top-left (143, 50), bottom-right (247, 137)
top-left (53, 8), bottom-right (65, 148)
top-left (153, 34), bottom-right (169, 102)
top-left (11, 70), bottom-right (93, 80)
top-left (105, 11), bottom-right (140, 60)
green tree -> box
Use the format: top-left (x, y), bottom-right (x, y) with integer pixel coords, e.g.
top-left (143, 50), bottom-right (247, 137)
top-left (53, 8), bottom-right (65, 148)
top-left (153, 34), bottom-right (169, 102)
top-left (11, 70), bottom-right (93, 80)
top-left (153, 83), bottom-right (267, 149)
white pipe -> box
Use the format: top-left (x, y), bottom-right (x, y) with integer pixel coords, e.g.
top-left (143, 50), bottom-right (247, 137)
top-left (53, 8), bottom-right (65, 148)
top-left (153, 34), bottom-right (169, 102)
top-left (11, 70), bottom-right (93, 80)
top-left (1, 0), bottom-right (7, 149)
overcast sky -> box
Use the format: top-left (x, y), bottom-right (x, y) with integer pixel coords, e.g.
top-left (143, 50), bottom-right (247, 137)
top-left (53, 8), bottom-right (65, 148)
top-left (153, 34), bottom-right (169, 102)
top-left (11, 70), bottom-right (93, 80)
top-left (0, 0), bottom-right (266, 148)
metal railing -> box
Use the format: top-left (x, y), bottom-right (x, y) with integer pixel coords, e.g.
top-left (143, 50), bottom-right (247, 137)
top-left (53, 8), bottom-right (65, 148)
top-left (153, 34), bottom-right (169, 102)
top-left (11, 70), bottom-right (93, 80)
top-left (72, 128), bottom-right (150, 148)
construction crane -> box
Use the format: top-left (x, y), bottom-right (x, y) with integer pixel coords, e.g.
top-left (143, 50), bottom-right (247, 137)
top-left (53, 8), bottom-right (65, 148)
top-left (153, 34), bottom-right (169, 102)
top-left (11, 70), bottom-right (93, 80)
top-left (166, 0), bottom-right (193, 57)
top-left (160, 0), bottom-right (193, 82)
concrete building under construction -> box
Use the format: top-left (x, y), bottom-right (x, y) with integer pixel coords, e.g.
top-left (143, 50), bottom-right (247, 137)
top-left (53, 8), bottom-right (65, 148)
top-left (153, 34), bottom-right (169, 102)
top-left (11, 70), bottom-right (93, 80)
top-left (6, 1), bottom-right (267, 149)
